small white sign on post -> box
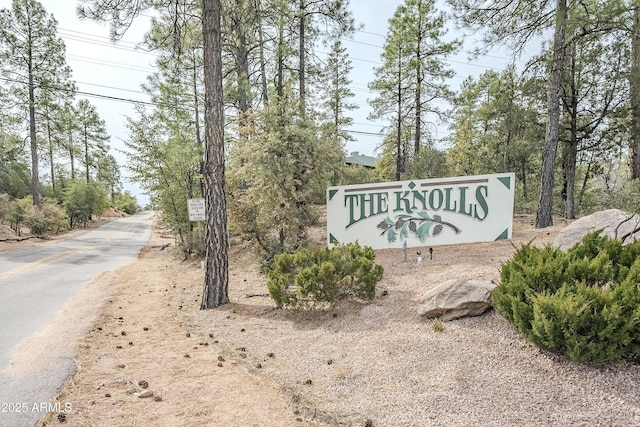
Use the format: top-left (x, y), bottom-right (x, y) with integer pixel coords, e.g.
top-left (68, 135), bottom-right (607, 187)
top-left (187, 198), bottom-right (206, 222)
top-left (326, 173), bottom-right (515, 250)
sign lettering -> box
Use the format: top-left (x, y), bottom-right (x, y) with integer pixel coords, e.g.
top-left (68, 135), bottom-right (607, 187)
top-left (327, 173), bottom-right (515, 249)
top-left (187, 198), bottom-right (205, 222)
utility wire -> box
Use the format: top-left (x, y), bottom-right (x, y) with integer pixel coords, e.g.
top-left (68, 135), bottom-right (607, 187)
top-left (11, 14), bottom-right (520, 141)
top-left (58, 27), bottom-right (159, 56)
top-left (56, 18), bottom-right (519, 103)
top-left (67, 54), bottom-right (156, 74)
top-left (0, 74), bottom-right (447, 142)
top-left (75, 80), bottom-right (151, 96)
top-left (77, 90), bottom-right (154, 106)
top-left (0, 75), bottom-right (154, 107)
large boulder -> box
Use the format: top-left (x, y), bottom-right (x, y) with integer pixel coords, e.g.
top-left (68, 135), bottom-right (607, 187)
top-left (553, 209), bottom-right (640, 251)
top-left (418, 279), bottom-right (497, 321)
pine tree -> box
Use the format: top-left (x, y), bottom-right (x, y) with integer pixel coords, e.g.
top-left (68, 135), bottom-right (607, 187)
top-left (447, 0), bottom-right (575, 228)
top-left (75, 99), bottom-right (110, 184)
top-left (295, 0), bottom-right (355, 117)
top-left (629, 1), bottom-right (640, 179)
top-left (38, 88), bottom-right (76, 195)
top-left (318, 40), bottom-right (357, 149)
top-left (58, 102), bottom-right (82, 182)
top-left (96, 154), bottom-right (122, 199)
top-left (80, 0), bottom-right (230, 308)
top-left (557, 28), bottom-right (627, 219)
top-left (0, 0), bottom-right (75, 207)
top-left (201, 0), bottom-right (228, 308)
top-left (0, 132), bottom-right (30, 199)
top-left (369, 0), bottom-right (459, 179)
top-left (221, 0), bottom-right (256, 115)
top-left (227, 88), bottom-right (329, 259)
top-left (448, 67), bottom-right (544, 198)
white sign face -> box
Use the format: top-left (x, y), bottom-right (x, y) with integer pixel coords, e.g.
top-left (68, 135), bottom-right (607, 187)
top-left (187, 198), bottom-right (206, 222)
top-left (327, 173), bottom-right (515, 250)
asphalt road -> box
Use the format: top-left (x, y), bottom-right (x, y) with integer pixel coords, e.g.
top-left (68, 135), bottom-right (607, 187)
top-left (0, 212), bottom-right (154, 427)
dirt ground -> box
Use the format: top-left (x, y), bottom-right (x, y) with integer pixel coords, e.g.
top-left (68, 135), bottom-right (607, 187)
top-left (35, 216), bottom-right (318, 426)
top-left (23, 217), bottom-right (564, 426)
top-left (12, 211), bottom-right (638, 426)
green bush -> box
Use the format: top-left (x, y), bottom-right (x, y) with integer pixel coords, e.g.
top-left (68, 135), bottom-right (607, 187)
top-left (23, 202), bottom-right (68, 236)
top-left (0, 193), bottom-right (13, 225)
top-left (63, 182), bottom-right (109, 228)
top-left (266, 242), bottom-right (384, 309)
top-left (113, 192), bottom-right (138, 215)
top-left (493, 232), bottom-right (640, 364)
top-left (24, 205), bottom-right (48, 236)
top-left (42, 202), bottom-right (68, 233)
top-left (338, 164), bottom-right (383, 186)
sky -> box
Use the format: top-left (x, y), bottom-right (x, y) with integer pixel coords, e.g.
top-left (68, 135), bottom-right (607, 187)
top-left (0, 0), bottom-right (519, 206)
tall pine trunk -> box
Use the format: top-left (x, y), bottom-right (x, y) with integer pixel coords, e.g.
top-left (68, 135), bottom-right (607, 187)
top-left (255, 0), bottom-right (269, 105)
top-left (562, 135), bottom-right (578, 219)
top-left (414, 56), bottom-right (421, 157)
top-left (28, 47), bottom-right (41, 209)
top-left (396, 43), bottom-right (402, 181)
top-left (84, 124), bottom-right (91, 183)
top-left (68, 125), bottom-right (76, 181)
top-left (233, 0), bottom-right (250, 116)
top-left (629, 4), bottom-right (640, 179)
top-left (201, 0), bottom-right (229, 309)
top-left (562, 42), bottom-right (578, 219)
top-left (193, 50), bottom-right (204, 197)
top-left (414, 7), bottom-right (423, 157)
top-left (536, 0), bottom-right (567, 228)
top-left (298, 0), bottom-right (306, 118)
top-left (46, 116), bottom-right (55, 193)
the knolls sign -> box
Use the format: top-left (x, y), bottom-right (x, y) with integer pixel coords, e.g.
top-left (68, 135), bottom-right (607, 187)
top-left (327, 173), bottom-right (515, 250)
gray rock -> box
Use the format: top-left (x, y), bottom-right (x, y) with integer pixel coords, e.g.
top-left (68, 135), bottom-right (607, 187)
top-left (553, 209), bottom-right (640, 251)
top-left (418, 279), bottom-right (497, 321)
top-left (135, 389), bottom-right (154, 398)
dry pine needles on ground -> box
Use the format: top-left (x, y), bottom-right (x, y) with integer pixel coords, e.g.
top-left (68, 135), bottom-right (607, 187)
top-left (39, 216), bottom-right (640, 426)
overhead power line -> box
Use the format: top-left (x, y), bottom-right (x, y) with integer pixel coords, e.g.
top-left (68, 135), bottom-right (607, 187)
top-left (67, 54), bottom-right (156, 74)
top-left (344, 129), bottom-right (384, 137)
top-left (58, 28), bottom-right (140, 48)
top-left (76, 90), bottom-right (154, 106)
top-left (58, 27), bottom-right (159, 56)
top-left (0, 75), bottom-right (153, 107)
top-left (0, 76), bottom-right (446, 143)
top-left (2, 14), bottom-right (521, 144)
top-left (75, 80), bottom-right (150, 96)
top-left (56, 17), bottom-right (518, 110)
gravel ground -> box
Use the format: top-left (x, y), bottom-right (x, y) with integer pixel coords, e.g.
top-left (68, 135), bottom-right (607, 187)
top-left (39, 215), bottom-right (640, 426)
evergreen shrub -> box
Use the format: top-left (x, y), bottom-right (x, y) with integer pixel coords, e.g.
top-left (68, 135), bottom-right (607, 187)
top-left (63, 182), bottom-right (109, 228)
top-left (113, 193), bottom-right (139, 215)
top-left (267, 242), bottom-right (384, 309)
top-left (22, 201), bottom-right (67, 236)
top-left (493, 232), bottom-right (640, 364)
